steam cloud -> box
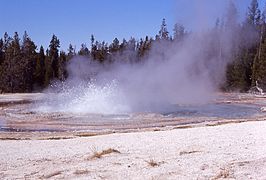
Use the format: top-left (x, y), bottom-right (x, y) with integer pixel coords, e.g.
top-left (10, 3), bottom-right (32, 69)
top-left (36, 2), bottom-right (255, 115)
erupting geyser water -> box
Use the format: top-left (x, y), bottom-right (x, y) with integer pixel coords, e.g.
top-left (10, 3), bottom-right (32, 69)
top-left (37, 80), bottom-right (130, 114)
top-left (36, 37), bottom-right (233, 114)
top-left (35, 1), bottom-right (258, 115)
top-left (37, 43), bottom-right (216, 115)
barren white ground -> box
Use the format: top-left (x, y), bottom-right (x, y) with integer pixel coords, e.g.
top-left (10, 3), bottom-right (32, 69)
top-left (0, 120), bottom-right (266, 179)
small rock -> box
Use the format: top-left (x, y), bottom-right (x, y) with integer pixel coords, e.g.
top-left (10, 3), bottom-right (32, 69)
top-left (260, 107), bottom-right (266, 112)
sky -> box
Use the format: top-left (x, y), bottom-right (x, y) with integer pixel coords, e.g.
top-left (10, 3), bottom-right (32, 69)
top-left (1, 0), bottom-right (266, 51)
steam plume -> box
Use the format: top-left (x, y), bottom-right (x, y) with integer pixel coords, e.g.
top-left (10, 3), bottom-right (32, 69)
top-left (36, 1), bottom-right (255, 115)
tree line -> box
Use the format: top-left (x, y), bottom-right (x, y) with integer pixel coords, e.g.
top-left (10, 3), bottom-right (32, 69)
top-left (0, 0), bottom-right (266, 93)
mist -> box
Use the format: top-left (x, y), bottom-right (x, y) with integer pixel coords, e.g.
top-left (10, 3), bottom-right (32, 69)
top-left (36, 1), bottom-right (258, 115)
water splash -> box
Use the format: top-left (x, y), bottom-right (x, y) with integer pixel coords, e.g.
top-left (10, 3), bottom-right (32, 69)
top-left (35, 80), bottom-right (130, 114)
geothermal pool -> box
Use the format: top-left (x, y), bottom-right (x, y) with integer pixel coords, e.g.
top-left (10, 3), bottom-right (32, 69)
top-left (162, 103), bottom-right (260, 118)
top-left (0, 93), bottom-right (265, 138)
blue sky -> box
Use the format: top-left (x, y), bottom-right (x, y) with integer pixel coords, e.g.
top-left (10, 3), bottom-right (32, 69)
top-left (1, 0), bottom-right (265, 51)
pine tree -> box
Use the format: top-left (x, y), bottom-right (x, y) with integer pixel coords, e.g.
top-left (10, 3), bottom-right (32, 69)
top-left (90, 34), bottom-right (95, 48)
top-left (34, 46), bottom-right (46, 88)
top-left (225, 51), bottom-right (250, 92)
top-left (252, 35), bottom-right (266, 89)
top-left (138, 36), bottom-right (152, 59)
top-left (0, 39), bottom-right (3, 65)
top-left (10, 32), bottom-right (21, 92)
top-left (247, 0), bottom-right (261, 27)
top-left (67, 44), bottom-right (75, 60)
top-left (48, 34), bottom-right (60, 79)
top-left (173, 23), bottom-right (185, 42)
top-left (110, 38), bottom-right (120, 53)
top-left (90, 35), bottom-right (97, 60)
top-left (44, 49), bottom-right (52, 86)
top-left (0, 33), bottom-right (12, 92)
top-left (108, 38), bottom-right (120, 62)
top-left (21, 31), bottom-right (37, 92)
top-left (127, 37), bottom-right (137, 63)
top-left (58, 51), bottom-right (67, 80)
top-left (0, 38), bottom-right (4, 93)
top-left (158, 18), bottom-right (169, 40)
top-left (78, 43), bottom-right (89, 56)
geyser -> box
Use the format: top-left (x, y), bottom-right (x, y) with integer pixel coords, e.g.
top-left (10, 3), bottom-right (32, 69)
top-left (36, 1), bottom-right (255, 115)
top-left (37, 33), bottom-right (230, 114)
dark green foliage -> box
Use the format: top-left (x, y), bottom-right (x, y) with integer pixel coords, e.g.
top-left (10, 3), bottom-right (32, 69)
top-left (67, 44), bottom-right (75, 60)
top-left (1, 32), bottom-right (22, 92)
top-left (58, 51), bottom-right (67, 81)
top-left (21, 31), bottom-right (37, 92)
top-left (247, 0), bottom-right (261, 27)
top-left (49, 34), bottom-right (60, 79)
top-left (223, 0), bottom-right (264, 92)
top-left (173, 23), bottom-right (186, 42)
top-left (91, 40), bottom-right (108, 62)
top-left (158, 18), bottom-right (169, 40)
top-left (0, 0), bottom-right (265, 93)
top-left (34, 46), bottom-right (46, 89)
top-left (225, 51), bottom-right (252, 92)
top-left (44, 49), bottom-right (52, 87)
top-left (252, 34), bottom-right (266, 89)
top-left (137, 36), bottom-right (152, 59)
top-left (78, 44), bottom-right (89, 56)
top-left (0, 39), bottom-right (3, 65)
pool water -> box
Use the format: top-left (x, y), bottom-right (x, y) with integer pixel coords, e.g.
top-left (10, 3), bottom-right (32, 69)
top-left (160, 103), bottom-right (260, 119)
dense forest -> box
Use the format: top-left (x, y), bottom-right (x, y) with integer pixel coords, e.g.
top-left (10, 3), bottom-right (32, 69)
top-left (0, 0), bottom-right (266, 93)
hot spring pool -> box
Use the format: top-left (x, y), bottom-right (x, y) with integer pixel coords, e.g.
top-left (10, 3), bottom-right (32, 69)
top-left (0, 93), bottom-right (265, 133)
top-left (161, 103), bottom-right (260, 119)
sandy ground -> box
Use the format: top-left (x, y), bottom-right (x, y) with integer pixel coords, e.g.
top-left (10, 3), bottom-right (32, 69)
top-left (0, 120), bottom-right (266, 179)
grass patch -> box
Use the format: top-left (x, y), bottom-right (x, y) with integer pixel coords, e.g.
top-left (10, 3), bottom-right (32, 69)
top-left (42, 170), bottom-right (62, 179)
top-left (145, 159), bottom-right (165, 167)
top-left (179, 150), bottom-right (201, 156)
top-left (76, 132), bottom-right (99, 137)
top-left (89, 148), bottom-right (121, 159)
top-left (0, 137), bottom-right (32, 140)
top-left (146, 159), bottom-right (159, 167)
top-left (74, 169), bottom-right (90, 175)
top-left (41, 136), bottom-right (73, 140)
top-left (173, 125), bottom-right (193, 129)
top-left (206, 120), bottom-right (245, 127)
top-left (212, 168), bottom-right (231, 179)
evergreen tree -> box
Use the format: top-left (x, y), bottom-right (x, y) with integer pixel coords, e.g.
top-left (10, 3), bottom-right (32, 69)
top-left (173, 23), bottom-right (185, 42)
top-left (0, 39), bottom-right (4, 92)
top-left (58, 51), bottom-right (67, 80)
top-left (44, 49), bottom-right (52, 86)
top-left (34, 46), bottom-right (46, 88)
top-left (90, 35), bottom-right (98, 60)
top-left (48, 34), bottom-right (60, 79)
top-left (0, 33), bottom-right (12, 92)
top-left (0, 39), bottom-right (3, 65)
top-left (119, 37), bottom-right (137, 63)
top-left (158, 18), bottom-right (169, 40)
top-left (252, 34), bottom-right (266, 89)
top-left (138, 36), bottom-right (152, 59)
top-left (3, 32), bottom-right (11, 51)
top-left (2, 32), bottom-right (21, 92)
top-left (67, 44), bottom-right (75, 60)
top-left (21, 31), bottom-right (37, 92)
top-left (108, 38), bottom-right (120, 62)
top-left (247, 0), bottom-right (261, 27)
top-left (90, 34), bottom-right (95, 48)
top-left (110, 38), bottom-right (120, 53)
top-left (78, 43), bottom-right (89, 56)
